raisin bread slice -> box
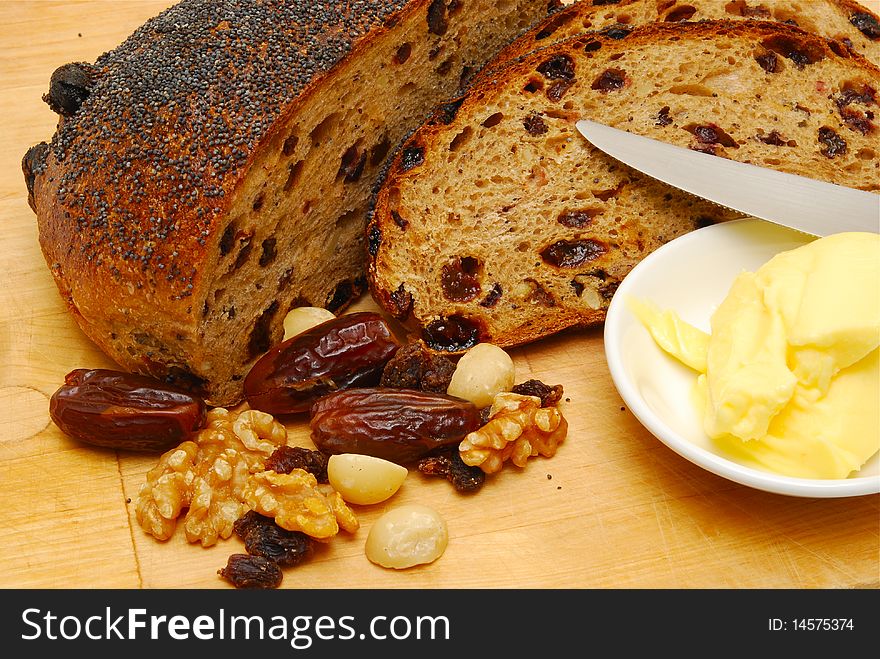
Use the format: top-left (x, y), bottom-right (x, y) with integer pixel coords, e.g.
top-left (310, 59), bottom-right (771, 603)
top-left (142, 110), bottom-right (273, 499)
top-left (368, 21), bottom-right (880, 353)
top-left (24, 0), bottom-right (555, 406)
top-left (497, 0), bottom-right (880, 67)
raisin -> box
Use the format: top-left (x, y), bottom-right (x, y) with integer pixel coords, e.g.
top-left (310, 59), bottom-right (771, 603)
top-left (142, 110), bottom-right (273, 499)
top-left (418, 449), bottom-right (485, 493)
top-left (393, 42), bottom-right (412, 65)
top-left (22, 142), bottom-right (49, 212)
top-left (218, 554), bottom-right (282, 589)
top-left (309, 388), bottom-right (482, 464)
top-left (690, 142), bottom-right (718, 156)
top-left (233, 512), bottom-right (314, 568)
top-left (423, 315), bottom-right (483, 352)
top-left (441, 256), bottom-right (482, 302)
top-left (834, 85), bottom-right (876, 109)
top-left (523, 113), bottom-right (549, 136)
top-left (756, 130), bottom-right (788, 146)
top-left (511, 379), bottom-right (564, 407)
top-left (233, 510), bottom-right (273, 539)
top-left (264, 446), bottom-right (329, 483)
top-left (390, 210), bottom-right (409, 229)
top-left (326, 277), bottom-right (366, 313)
top-left (755, 52), bottom-right (779, 73)
top-left (42, 62), bottom-right (94, 116)
top-left (537, 54), bottom-right (576, 80)
top-left (850, 12), bottom-right (880, 40)
top-left (547, 80), bottom-right (574, 102)
top-left (685, 123), bottom-right (738, 148)
top-left (655, 106), bottom-right (672, 126)
top-left (479, 283), bottom-right (503, 308)
top-left (601, 25), bottom-right (632, 39)
top-left (591, 68), bottom-right (627, 92)
top-left (49, 369), bottom-right (207, 452)
top-left (840, 108), bottom-right (874, 134)
top-left (818, 126), bottom-right (847, 157)
top-left (400, 146), bottom-right (425, 171)
top-left (244, 312), bottom-right (400, 415)
top-left (557, 208), bottom-right (602, 228)
top-left (389, 283), bottom-right (414, 320)
top-left (380, 340), bottom-right (457, 393)
top-left (760, 35), bottom-right (824, 69)
top-left (540, 239), bottom-right (608, 268)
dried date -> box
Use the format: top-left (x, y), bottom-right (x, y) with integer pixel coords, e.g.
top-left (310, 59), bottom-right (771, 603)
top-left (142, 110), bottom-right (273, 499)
top-left (244, 312), bottom-right (400, 414)
top-left (218, 554), bottom-right (282, 589)
top-left (49, 368), bottom-right (207, 451)
top-left (310, 388), bottom-right (482, 464)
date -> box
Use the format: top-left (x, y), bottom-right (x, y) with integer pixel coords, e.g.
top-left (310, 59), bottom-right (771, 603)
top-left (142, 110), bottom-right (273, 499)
top-left (310, 388), bottom-right (482, 464)
top-left (49, 368), bottom-right (207, 451)
top-left (244, 312), bottom-right (400, 415)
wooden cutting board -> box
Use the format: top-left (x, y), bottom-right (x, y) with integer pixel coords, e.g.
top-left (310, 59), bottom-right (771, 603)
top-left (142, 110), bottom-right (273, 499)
top-left (1, 0), bottom-right (877, 590)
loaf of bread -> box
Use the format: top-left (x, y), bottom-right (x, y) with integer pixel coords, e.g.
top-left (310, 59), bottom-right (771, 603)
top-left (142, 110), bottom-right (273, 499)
top-left (24, 0), bottom-right (555, 406)
top-left (494, 0), bottom-right (880, 68)
top-left (368, 20), bottom-right (880, 353)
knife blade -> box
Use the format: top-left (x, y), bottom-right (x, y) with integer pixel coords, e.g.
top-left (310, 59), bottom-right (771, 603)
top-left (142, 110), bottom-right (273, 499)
top-left (575, 119), bottom-right (880, 237)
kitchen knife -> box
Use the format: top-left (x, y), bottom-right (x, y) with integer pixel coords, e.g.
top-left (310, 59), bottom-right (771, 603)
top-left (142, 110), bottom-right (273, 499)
top-left (575, 119), bottom-right (880, 237)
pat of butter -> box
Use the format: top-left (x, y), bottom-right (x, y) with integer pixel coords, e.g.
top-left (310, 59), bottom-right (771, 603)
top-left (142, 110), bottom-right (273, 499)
top-left (629, 232), bottom-right (880, 480)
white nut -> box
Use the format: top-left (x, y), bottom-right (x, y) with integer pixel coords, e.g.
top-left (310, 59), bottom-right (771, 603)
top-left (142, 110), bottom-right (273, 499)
top-left (327, 453), bottom-right (408, 506)
top-left (365, 504), bottom-right (448, 569)
top-left (446, 343), bottom-right (515, 408)
top-left (282, 307), bottom-right (336, 341)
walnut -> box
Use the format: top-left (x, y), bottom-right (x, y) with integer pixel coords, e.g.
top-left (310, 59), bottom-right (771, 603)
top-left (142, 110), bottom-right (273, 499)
top-left (135, 441), bottom-right (198, 541)
top-left (459, 392), bottom-right (568, 474)
top-left (135, 407), bottom-right (288, 546)
top-left (242, 469), bottom-right (359, 540)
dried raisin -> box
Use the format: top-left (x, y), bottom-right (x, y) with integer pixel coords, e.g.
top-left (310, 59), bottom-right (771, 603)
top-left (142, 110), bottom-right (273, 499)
top-left (511, 379), bottom-right (564, 407)
top-left (218, 554), bottom-right (282, 589)
top-left (380, 340), bottom-right (456, 393)
top-left (264, 445), bottom-right (329, 483)
top-left (418, 448), bottom-right (485, 493)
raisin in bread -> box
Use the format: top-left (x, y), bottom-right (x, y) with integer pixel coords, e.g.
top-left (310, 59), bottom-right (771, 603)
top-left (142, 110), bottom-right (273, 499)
top-left (24, 0), bottom-right (555, 406)
top-left (496, 0), bottom-right (880, 67)
top-left (368, 21), bottom-right (880, 353)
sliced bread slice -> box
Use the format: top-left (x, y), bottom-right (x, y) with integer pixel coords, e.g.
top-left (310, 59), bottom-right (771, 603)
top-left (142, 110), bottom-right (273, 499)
top-left (368, 20), bottom-right (880, 353)
top-left (497, 0), bottom-right (880, 67)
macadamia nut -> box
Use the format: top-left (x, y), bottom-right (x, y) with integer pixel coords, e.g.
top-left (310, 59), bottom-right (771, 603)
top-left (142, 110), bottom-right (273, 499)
top-left (446, 343), bottom-right (515, 408)
top-left (282, 307), bottom-right (336, 341)
top-left (327, 453), bottom-right (408, 505)
top-left (365, 504), bottom-right (448, 569)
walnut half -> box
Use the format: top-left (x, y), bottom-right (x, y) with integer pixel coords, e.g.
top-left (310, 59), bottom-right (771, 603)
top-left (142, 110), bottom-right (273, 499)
top-left (135, 407), bottom-right (288, 547)
top-left (459, 392), bottom-right (568, 474)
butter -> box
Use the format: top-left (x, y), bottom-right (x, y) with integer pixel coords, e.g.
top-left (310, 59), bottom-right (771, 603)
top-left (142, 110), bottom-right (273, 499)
top-left (630, 232), bottom-right (880, 479)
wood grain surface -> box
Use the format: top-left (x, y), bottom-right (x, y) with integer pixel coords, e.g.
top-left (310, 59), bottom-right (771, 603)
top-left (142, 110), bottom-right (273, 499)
top-left (1, 0), bottom-right (878, 590)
